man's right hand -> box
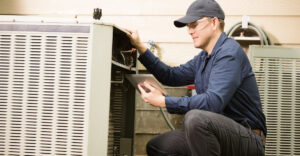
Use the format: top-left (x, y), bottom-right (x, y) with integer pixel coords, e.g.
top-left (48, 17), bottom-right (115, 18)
top-left (124, 28), bottom-right (147, 54)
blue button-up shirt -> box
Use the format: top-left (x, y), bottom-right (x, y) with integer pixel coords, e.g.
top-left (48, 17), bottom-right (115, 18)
top-left (138, 32), bottom-right (266, 136)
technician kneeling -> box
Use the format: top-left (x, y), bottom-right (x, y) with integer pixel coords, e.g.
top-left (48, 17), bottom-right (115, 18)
top-left (126, 0), bottom-right (266, 155)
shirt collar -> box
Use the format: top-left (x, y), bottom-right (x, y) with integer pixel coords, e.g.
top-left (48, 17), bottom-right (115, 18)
top-left (207, 32), bottom-right (227, 58)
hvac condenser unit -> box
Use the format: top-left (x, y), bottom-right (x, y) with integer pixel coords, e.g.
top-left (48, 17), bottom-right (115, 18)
top-left (250, 45), bottom-right (300, 156)
top-left (0, 17), bottom-right (137, 156)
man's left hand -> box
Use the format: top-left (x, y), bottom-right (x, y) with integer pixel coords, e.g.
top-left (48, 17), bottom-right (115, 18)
top-left (138, 81), bottom-right (166, 108)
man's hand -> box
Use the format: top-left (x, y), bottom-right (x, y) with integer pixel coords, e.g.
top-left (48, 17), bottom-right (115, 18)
top-left (138, 81), bottom-right (166, 108)
top-left (124, 28), bottom-right (147, 54)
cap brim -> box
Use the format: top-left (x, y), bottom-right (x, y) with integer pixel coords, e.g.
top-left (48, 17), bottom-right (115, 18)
top-left (174, 16), bottom-right (201, 28)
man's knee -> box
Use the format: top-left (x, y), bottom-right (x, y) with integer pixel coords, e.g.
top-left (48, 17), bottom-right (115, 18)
top-left (146, 135), bottom-right (167, 155)
top-left (184, 110), bottom-right (213, 130)
top-left (146, 137), bottom-right (157, 154)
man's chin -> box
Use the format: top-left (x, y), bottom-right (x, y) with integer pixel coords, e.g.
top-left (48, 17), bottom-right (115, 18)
top-left (193, 44), bottom-right (201, 49)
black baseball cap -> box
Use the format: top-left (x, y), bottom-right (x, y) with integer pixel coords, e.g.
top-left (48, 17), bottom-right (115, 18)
top-left (174, 0), bottom-right (225, 28)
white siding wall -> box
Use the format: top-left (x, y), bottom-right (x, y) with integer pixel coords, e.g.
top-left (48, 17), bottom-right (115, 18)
top-left (0, 0), bottom-right (299, 66)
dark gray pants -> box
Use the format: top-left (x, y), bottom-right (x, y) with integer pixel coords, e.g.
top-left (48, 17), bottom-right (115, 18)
top-left (146, 110), bottom-right (265, 156)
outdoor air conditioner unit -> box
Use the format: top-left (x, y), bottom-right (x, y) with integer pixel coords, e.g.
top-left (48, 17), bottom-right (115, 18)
top-left (249, 45), bottom-right (300, 156)
top-left (0, 16), bottom-right (137, 156)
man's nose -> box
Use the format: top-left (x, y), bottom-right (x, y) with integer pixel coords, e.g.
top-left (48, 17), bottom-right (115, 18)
top-left (188, 28), bottom-right (194, 35)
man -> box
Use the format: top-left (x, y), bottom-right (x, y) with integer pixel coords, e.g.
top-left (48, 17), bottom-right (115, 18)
top-left (126, 0), bottom-right (266, 155)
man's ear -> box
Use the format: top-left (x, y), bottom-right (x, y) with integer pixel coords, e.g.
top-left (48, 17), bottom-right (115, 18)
top-left (211, 17), bottom-right (219, 30)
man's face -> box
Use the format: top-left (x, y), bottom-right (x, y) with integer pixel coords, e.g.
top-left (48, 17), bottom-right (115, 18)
top-left (187, 17), bottom-right (212, 49)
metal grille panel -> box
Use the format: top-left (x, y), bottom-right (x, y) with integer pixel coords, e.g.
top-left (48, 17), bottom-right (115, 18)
top-left (0, 32), bottom-right (90, 155)
top-left (108, 68), bottom-right (125, 156)
top-left (251, 46), bottom-right (300, 156)
top-left (107, 65), bottom-right (135, 156)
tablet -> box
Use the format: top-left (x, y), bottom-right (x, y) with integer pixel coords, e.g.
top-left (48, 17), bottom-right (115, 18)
top-left (125, 74), bottom-right (167, 95)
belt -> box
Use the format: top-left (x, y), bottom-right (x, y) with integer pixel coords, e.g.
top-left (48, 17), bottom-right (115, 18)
top-left (252, 129), bottom-right (266, 143)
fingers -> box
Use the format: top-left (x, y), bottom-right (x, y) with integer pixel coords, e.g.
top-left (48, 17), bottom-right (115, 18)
top-left (123, 28), bottom-right (135, 36)
top-left (143, 81), bottom-right (155, 91)
top-left (123, 28), bottom-right (132, 33)
top-left (138, 83), bottom-right (150, 103)
top-left (143, 81), bottom-right (165, 96)
top-left (138, 83), bottom-right (147, 94)
top-left (124, 28), bottom-right (138, 45)
top-left (123, 28), bottom-right (132, 36)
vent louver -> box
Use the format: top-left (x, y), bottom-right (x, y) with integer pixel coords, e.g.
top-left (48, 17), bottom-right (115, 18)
top-left (0, 32), bottom-right (90, 155)
top-left (250, 46), bottom-right (300, 156)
